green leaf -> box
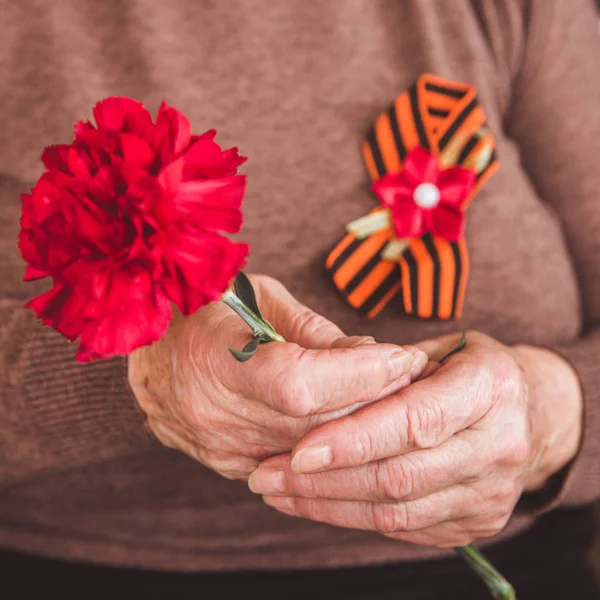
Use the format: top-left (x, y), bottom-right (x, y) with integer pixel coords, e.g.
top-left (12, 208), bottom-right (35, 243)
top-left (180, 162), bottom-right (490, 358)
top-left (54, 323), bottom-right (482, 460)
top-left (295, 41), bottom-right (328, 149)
top-left (234, 272), bottom-right (262, 319)
top-left (229, 337), bottom-right (260, 362)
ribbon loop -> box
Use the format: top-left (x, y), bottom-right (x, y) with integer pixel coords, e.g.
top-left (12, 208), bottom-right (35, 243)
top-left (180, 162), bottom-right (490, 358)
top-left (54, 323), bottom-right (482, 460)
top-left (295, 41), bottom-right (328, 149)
top-left (326, 74), bottom-right (499, 319)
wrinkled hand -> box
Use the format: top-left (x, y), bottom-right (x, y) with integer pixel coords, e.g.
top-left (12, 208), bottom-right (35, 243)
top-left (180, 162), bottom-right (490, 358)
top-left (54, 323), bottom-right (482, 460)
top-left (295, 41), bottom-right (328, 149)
top-left (251, 331), bottom-right (582, 547)
top-left (128, 275), bottom-right (426, 480)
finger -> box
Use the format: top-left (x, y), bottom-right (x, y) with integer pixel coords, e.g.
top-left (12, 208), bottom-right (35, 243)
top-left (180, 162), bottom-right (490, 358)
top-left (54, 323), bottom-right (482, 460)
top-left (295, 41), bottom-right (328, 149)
top-left (251, 275), bottom-right (347, 349)
top-left (262, 485), bottom-right (473, 534)
top-left (387, 522), bottom-right (477, 548)
top-left (236, 340), bottom-right (423, 418)
top-left (387, 513), bottom-right (509, 548)
top-left (340, 341), bottom-right (429, 401)
top-left (148, 419), bottom-right (259, 479)
top-left (249, 432), bottom-right (480, 502)
top-left (251, 277), bottom-right (425, 378)
top-left (416, 360), bottom-right (441, 380)
top-left (324, 337), bottom-right (428, 413)
top-left (192, 298), bottom-right (420, 418)
top-left (290, 336), bottom-right (497, 472)
top-left (148, 419), bottom-right (205, 462)
top-left (414, 331), bottom-right (467, 362)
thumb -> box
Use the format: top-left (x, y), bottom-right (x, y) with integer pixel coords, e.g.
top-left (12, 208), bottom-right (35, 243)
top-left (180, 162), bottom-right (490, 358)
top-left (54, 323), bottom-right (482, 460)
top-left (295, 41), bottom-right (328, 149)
top-left (251, 275), bottom-right (347, 349)
top-left (335, 336), bottom-right (429, 382)
top-left (414, 331), bottom-right (467, 362)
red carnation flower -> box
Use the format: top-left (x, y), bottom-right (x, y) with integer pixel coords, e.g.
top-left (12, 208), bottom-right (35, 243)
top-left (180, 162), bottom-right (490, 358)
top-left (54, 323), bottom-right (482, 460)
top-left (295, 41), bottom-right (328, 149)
top-left (372, 147), bottom-right (476, 242)
top-left (20, 97), bottom-right (248, 362)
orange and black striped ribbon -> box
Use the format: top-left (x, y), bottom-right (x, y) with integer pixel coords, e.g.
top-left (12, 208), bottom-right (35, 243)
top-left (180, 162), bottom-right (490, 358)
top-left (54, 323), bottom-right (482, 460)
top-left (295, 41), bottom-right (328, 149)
top-left (326, 74), bottom-right (499, 319)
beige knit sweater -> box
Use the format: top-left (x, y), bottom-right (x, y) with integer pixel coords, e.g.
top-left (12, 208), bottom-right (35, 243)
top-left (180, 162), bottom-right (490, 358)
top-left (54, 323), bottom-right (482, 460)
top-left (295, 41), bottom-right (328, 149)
top-left (1, 0), bottom-right (600, 572)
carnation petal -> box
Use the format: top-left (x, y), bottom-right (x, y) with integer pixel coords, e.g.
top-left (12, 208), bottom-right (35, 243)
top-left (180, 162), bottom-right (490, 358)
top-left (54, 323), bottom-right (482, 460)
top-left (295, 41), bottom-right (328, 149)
top-left (93, 97), bottom-right (153, 137)
top-left (93, 98), bottom-right (128, 130)
top-left (67, 147), bottom-right (91, 179)
top-left (172, 176), bottom-right (246, 232)
top-left (158, 157), bottom-right (184, 194)
top-left (183, 139), bottom-right (246, 179)
top-left (221, 148), bottom-right (247, 171)
top-left (74, 120), bottom-right (96, 137)
top-left (183, 138), bottom-right (224, 169)
top-left (41, 145), bottom-right (71, 172)
top-left (157, 101), bottom-right (192, 156)
top-left (195, 129), bottom-right (218, 141)
top-left (90, 266), bottom-right (112, 300)
top-left (24, 265), bottom-right (50, 281)
top-left (160, 229), bottom-right (247, 314)
top-left (26, 284), bottom-right (87, 341)
top-left (76, 273), bottom-right (172, 362)
top-left (120, 133), bottom-right (155, 168)
top-left (19, 221), bottom-right (50, 275)
top-left (30, 176), bottom-right (64, 223)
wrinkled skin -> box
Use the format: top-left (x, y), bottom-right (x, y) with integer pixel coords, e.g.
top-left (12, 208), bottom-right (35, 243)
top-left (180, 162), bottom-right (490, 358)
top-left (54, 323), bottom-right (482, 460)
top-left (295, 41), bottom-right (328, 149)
top-left (129, 275), bottom-right (427, 479)
top-left (251, 332), bottom-right (582, 548)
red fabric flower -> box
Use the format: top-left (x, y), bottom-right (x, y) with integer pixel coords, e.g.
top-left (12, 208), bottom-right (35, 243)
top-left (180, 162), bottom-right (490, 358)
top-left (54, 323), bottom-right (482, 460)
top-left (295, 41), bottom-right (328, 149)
top-left (372, 146), bottom-right (476, 242)
top-left (20, 97), bottom-right (248, 362)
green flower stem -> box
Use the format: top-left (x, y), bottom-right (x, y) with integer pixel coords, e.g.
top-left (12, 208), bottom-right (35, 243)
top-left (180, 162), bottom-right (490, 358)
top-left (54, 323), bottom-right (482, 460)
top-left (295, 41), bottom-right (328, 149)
top-left (440, 332), bottom-right (516, 599)
top-left (222, 289), bottom-right (285, 343)
top-left (455, 545), bottom-right (516, 600)
top-left (218, 314), bottom-right (515, 599)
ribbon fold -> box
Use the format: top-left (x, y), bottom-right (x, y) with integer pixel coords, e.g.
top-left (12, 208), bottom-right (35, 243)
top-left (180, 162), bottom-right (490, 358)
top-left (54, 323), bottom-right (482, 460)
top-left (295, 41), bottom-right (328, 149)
top-left (326, 74), bottom-right (499, 320)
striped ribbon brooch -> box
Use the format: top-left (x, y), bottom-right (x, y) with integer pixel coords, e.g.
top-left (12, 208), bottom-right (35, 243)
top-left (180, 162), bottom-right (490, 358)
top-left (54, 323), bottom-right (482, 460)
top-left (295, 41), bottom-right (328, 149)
top-left (326, 74), bottom-right (499, 320)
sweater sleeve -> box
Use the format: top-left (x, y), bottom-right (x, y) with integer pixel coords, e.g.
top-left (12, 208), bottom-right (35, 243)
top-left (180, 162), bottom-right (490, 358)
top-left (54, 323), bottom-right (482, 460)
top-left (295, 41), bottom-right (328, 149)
top-left (0, 174), bottom-right (152, 486)
top-left (506, 0), bottom-right (600, 508)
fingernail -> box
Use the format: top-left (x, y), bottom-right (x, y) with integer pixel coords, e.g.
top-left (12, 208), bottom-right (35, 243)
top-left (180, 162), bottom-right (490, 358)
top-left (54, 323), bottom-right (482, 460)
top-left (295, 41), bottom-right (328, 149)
top-left (353, 335), bottom-right (376, 346)
top-left (263, 496), bottom-right (296, 512)
top-left (388, 350), bottom-right (414, 381)
top-left (248, 469), bottom-right (286, 495)
top-left (333, 335), bottom-right (375, 348)
top-left (291, 445), bottom-right (333, 473)
top-left (406, 346), bottom-right (428, 378)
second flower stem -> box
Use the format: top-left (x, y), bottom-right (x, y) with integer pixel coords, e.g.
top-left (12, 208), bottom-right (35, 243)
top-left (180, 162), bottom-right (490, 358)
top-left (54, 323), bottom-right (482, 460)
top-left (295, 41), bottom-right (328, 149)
top-left (441, 331), bottom-right (516, 599)
top-left (221, 303), bottom-right (516, 599)
top-left (455, 545), bottom-right (515, 600)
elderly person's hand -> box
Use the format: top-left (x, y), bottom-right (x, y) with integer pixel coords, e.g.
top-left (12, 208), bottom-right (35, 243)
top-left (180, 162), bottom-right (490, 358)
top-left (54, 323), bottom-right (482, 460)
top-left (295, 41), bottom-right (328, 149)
top-left (128, 275), bottom-right (426, 480)
top-left (250, 331), bottom-right (583, 547)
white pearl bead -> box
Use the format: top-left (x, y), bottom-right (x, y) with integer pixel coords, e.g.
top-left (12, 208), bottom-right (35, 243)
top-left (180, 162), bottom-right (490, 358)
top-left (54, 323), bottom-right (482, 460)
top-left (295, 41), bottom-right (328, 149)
top-left (413, 183), bottom-right (440, 209)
